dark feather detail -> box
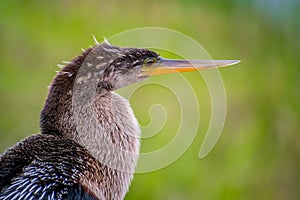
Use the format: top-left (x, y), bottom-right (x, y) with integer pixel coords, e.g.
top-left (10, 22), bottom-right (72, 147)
top-left (0, 134), bottom-right (98, 200)
top-left (64, 184), bottom-right (98, 200)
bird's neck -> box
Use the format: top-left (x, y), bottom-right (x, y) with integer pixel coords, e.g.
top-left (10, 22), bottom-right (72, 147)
top-left (40, 48), bottom-right (93, 136)
top-left (40, 48), bottom-right (140, 173)
top-left (74, 92), bottom-right (141, 172)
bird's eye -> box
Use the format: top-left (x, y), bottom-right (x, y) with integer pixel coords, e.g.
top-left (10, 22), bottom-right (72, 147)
top-left (143, 57), bottom-right (156, 67)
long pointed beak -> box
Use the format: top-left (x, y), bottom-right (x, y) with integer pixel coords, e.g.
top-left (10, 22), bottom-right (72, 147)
top-left (141, 58), bottom-right (240, 76)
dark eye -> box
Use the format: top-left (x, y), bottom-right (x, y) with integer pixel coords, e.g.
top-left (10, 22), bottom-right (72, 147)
top-left (143, 57), bottom-right (156, 67)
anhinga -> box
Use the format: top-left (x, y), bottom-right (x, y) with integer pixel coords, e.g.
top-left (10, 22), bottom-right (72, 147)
top-left (0, 39), bottom-right (239, 200)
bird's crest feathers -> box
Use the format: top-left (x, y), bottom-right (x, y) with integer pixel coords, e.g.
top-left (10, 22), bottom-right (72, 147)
top-left (92, 35), bottom-right (100, 45)
top-left (103, 37), bottom-right (112, 46)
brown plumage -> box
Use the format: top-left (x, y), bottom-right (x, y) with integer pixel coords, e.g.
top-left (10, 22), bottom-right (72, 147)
top-left (0, 39), bottom-right (239, 200)
top-left (1, 42), bottom-right (151, 199)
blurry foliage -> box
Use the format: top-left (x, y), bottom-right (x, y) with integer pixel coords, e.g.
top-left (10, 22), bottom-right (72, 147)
top-left (0, 0), bottom-right (299, 199)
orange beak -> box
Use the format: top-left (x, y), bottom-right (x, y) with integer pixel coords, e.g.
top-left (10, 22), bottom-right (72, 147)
top-left (141, 58), bottom-right (240, 76)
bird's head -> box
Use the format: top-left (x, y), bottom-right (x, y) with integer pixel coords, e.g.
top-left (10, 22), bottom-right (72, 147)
top-left (74, 41), bottom-right (239, 93)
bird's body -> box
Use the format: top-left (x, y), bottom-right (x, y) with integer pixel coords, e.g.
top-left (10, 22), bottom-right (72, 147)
top-left (0, 40), bottom-right (239, 200)
top-left (0, 44), bottom-right (142, 200)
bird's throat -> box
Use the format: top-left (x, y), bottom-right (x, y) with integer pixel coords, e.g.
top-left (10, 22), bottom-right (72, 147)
top-left (73, 92), bottom-right (141, 172)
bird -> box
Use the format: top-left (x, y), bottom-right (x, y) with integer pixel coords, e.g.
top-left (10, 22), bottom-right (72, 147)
top-left (0, 38), bottom-right (239, 200)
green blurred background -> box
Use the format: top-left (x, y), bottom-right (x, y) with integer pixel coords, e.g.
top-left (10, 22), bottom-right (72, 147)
top-left (0, 0), bottom-right (299, 199)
